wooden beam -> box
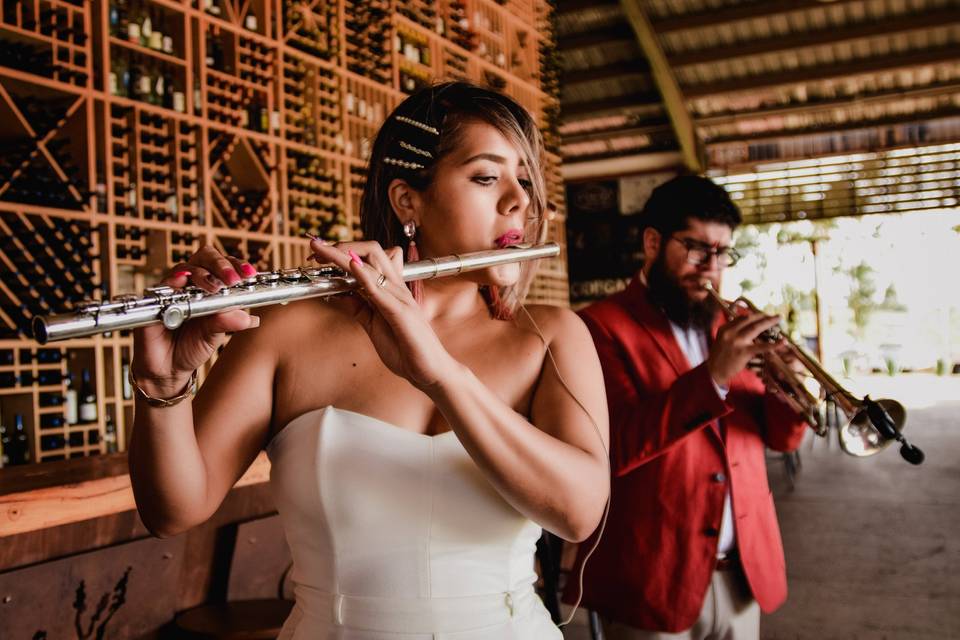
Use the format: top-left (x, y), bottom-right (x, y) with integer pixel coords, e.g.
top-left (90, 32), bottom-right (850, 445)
top-left (685, 44), bottom-right (960, 99)
top-left (563, 143), bottom-right (680, 163)
top-left (670, 8), bottom-right (960, 68)
top-left (558, 23), bottom-right (636, 51)
top-left (562, 120), bottom-right (673, 144)
top-left (704, 107), bottom-right (960, 145)
top-left (562, 60), bottom-right (650, 86)
top-left (562, 150), bottom-right (685, 180)
top-left (619, 0), bottom-right (703, 172)
top-left (561, 90), bottom-right (663, 119)
top-left (696, 82), bottom-right (960, 127)
top-left (555, 0), bottom-right (620, 17)
top-left (650, 0), bottom-right (864, 34)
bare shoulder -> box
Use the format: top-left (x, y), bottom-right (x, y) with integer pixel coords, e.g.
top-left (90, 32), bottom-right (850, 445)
top-left (518, 303), bottom-right (592, 346)
top-left (213, 297), bottom-right (360, 379)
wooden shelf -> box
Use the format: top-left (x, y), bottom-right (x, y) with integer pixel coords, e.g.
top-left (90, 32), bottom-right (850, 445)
top-left (109, 35), bottom-right (188, 66)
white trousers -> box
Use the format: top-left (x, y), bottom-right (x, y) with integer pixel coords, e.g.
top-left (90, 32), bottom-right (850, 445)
top-left (601, 570), bottom-right (760, 640)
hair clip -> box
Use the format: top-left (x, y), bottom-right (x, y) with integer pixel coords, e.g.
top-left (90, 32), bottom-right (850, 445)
top-left (384, 157), bottom-right (425, 170)
top-left (398, 140), bottom-right (433, 159)
top-left (395, 115), bottom-right (439, 135)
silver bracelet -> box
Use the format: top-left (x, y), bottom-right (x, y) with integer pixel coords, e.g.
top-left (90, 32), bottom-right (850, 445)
top-left (129, 369), bottom-right (198, 408)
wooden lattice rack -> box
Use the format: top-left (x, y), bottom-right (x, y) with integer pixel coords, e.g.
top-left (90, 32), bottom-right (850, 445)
top-left (0, 0), bottom-right (566, 466)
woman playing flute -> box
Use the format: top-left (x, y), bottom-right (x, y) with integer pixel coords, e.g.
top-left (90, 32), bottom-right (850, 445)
top-left (129, 81), bottom-right (609, 639)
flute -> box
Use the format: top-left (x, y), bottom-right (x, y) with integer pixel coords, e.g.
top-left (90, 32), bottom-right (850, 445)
top-left (32, 243), bottom-right (560, 344)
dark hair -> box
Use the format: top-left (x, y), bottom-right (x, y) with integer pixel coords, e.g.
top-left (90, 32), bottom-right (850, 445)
top-left (640, 175), bottom-right (742, 236)
top-left (359, 82), bottom-right (546, 316)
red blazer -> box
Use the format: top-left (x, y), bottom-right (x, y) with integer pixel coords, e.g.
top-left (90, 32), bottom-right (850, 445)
top-left (562, 277), bottom-right (807, 633)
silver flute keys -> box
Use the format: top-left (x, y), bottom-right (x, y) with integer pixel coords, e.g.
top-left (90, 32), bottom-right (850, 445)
top-left (32, 243), bottom-right (561, 344)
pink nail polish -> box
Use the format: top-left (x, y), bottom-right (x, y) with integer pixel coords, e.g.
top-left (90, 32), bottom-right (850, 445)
top-left (304, 232), bottom-right (318, 240)
top-left (174, 270), bottom-right (192, 278)
top-left (348, 250), bottom-right (363, 267)
top-left (240, 263), bottom-right (257, 277)
top-left (223, 267), bottom-right (240, 284)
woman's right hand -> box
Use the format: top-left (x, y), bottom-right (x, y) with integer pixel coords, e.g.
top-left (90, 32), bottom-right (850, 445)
top-left (131, 245), bottom-right (261, 398)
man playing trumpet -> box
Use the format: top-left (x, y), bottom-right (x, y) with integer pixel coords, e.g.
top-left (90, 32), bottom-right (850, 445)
top-left (564, 175), bottom-right (808, 640)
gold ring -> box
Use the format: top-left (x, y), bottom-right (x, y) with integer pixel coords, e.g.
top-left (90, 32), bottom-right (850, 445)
top-left (376, 273), bottom-right (387, 288)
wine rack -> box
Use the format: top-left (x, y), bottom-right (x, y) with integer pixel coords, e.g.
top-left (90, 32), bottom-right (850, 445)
top-left (282, 52), bottom-right (343, 154)
top-left (284, 0), bottom-right (338, 61)
top-left (0, 0), bottom-right (91, 89)
top-left (344, 0), bottom-right (392, 86)
top-left (0, 0), bottom-right (564, 468)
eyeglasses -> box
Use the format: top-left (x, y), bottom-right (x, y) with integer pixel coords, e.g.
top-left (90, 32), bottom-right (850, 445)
top-left (668, 236), bottom-right (741, 268)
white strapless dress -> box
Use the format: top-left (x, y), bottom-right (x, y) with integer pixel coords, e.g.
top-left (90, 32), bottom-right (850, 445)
top-left (266, 406), bottom-right (562, 639)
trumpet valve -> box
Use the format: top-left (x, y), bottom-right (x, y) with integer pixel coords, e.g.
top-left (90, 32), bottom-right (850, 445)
top-left (758, 325), bottom-right (783, 343)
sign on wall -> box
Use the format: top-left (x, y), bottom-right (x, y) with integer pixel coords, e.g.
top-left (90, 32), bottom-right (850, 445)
top-left (566, 172), bottom-right (676, 305)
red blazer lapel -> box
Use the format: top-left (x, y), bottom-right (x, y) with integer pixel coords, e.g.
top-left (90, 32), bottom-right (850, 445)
top-left (622, 278), bottom-right (692, 377)
top-left (624, 278), bottom-right (727, 445)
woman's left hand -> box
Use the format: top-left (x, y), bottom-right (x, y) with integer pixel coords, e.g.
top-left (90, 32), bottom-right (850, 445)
top-left (308, 238), bottom-right (456, 391)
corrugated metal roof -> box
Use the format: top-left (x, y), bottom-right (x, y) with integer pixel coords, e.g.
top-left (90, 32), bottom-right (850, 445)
top-left (554, 0), bottom-right (960, 170)
top-left (561, 73), bottom-right (658, 104)
top-left (555, 3), bottom-right (625, 36)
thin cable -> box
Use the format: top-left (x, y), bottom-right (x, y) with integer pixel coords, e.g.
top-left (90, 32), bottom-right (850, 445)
top-left (518, 304), bottom-right (611, 628)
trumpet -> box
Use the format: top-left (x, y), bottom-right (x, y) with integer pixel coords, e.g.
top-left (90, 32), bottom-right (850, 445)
top-left (32, 243), bottom-right (560, 344)
top-left (702, 282), bottom-right (924, 465)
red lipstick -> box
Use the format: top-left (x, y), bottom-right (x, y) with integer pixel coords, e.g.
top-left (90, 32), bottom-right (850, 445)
top-left (495, 228), bottom-right (524, 248)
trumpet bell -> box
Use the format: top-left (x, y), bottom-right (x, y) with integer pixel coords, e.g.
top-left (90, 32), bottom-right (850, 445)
top-left (838, 398), bottom-right (906, 458)
top-left (700, 281), bottom-right (922, 464)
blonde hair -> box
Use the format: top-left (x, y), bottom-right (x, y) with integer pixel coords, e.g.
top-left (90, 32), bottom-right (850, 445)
top-left (359, 82), bottom-right (546, 318)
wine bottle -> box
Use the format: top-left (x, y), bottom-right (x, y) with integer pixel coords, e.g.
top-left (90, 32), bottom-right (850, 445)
top-left (39, 392), bottom-right (66, 407)
top-left (148, 6), bottom-right (163, 50)
top-left (41, 433), bottom-right (65, 451)
top-left (126, 0), bottom-right (141, 44)
top-left (154, 73), bottom-right (165, 108)
top-left (40, 414), bottom-right (66, 429)
top-left (104, 413), bottom-right (118, 453)
top-left (79, 368), bottom-right (97, 423)
top-left (24, 370), bottom-right (65, 385)
top-left (64, 372), bottom-right (78, 424)
top-left (37, 348), bottom-right (64, 363)
top-left (139, 2), bottom-right (152, 48)
top-left (109, 0), bottom-right (123, 37)
top-left (13, 414), bottom-right (30, 464)
top-left (121, 359), bottom-right (133, 400)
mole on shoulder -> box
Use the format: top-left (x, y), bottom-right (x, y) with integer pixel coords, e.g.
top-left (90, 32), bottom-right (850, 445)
top-left (352, 363), bottom-right (357, 367)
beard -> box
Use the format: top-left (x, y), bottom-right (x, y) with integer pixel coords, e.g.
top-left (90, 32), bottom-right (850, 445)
top-left (646, 253), bottom-right (717, 333)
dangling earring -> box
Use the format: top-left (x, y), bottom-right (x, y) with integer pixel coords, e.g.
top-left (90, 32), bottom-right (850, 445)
top-left (403, 220), bottom-right (423, 304)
